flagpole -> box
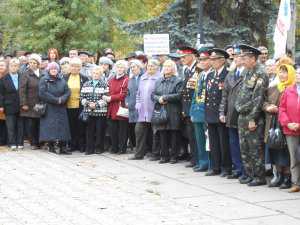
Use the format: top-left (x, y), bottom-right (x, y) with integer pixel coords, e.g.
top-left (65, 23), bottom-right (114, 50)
top-left (287, 0), bottom-right (296, 59)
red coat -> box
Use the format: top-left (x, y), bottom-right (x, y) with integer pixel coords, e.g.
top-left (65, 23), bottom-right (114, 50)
top-left (107, 75), bottom-right (129, 120)
top-left (278, 85), bottom-right (300, 136)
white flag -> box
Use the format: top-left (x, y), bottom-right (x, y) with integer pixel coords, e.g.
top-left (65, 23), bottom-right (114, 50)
top-left (273, 0), bottom-right (291, 59)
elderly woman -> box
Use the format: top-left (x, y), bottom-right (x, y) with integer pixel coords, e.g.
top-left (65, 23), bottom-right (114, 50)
top-left (129, 59), bottom-right (161, 160)
top-left (264, 64), bottom-right (295, 189)
top-left (80, 66), bottom-right (109, 155)
top-left (279, 65), bottom-right (300, 193)
top-left (152, 59), bottom-right (183, 164)
top-left (39, 62), bottom-right (71, 154)
top-left (126, 59), bottom-right (144, 151)
top-left (0, 60), bottom-right (7, 145)
top-left (0, 58), bottom-right (24, 149)
top-left (19, 53), bottom-right (43, 149)
top-left (103, 60), bottom-right (129, 154)
top-left (59, 57), bottom-right (70, 76)
top-left (64, 57), bottom-right (89, 152)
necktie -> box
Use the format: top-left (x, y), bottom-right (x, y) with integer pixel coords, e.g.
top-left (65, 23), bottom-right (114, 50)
top-left (235, 70), bottom-right (240, 81)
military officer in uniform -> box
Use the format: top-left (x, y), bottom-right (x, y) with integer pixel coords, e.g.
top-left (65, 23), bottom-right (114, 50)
top-left (219, 45), bottom-right (245, 179)
top-left (178, 46), bottom-right (199, 167)
top-left (205, 48), bottom-right (232, 177)
top-left (235, 44), bottom-right (269, 186)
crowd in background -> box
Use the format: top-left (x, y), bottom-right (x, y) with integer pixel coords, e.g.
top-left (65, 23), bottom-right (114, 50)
top-left (0, 44), bottom-right (300, 193)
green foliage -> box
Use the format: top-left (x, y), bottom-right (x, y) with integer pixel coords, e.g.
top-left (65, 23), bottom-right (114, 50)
top-left (0, 0), bottom-right (173, 56)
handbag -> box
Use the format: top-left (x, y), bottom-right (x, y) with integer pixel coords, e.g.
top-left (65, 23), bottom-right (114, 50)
top-left (116, 103), bottom-right (129, 118)
top-left (116, 78), bottom-right (129, 118)
top-left (151, 105), bottom-right (168, 124)
top-left (78, 110), bottom-right (89, 122)
top-left (267, 116), bottom-right (287, 150)
top-left (33, 103), bottom-right (47, 117)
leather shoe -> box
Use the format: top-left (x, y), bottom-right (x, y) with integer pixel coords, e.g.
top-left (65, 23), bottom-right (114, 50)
top-left (205, 170), bottom-right (220, 176)
top-left (220, 171), bottom-right (231, 178)
top-left (288, 185), bottom-right (300, 193)
top-left (159, 159), bottom-right (169, 164)
top-left (268, 174), bottom-right (283, 187)
top-left (279, 175), bottom-right (292, 189)
top-left (170, 159), bottom-right (178, 164)
top-left (149, 156), bottom-right (160, 161)
top-left (239, 176), bottom-right (252, 184)
top-left (185, 163), bottom-right (195, 168)
top-left (193, 167), bottom-right (207, 172)
top-left (247, 178), bottom-right (266, 187)
top-left (227, 173), bottom-right (240, 179)
top-left (129, 156), bottom-right (143, 160)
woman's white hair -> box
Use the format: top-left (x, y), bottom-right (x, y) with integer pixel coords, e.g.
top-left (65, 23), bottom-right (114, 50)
top-left (147, 58), bottom-right (160, 67)
top-left (129, 59), bottom-right (144, 69)
top-left (113, 60), bottom-right (129, 73)
top-left (69, 57), bottom-right (82, 66)
top-left (9, 58), bottom-right (20, 65)
top-left (161, 59), bottom-right (178, 76)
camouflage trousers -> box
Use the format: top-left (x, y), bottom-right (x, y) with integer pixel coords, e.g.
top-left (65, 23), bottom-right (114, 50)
top-left (238, 117), bottom-right (265, 179)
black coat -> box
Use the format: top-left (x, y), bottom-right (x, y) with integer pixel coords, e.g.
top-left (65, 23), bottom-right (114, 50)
top-left (205, 67), bottom-right (228, 124)
top-left (219, 68), bottom-right (245, 128)
top-left (19, 69), bottom-right (43, 118)
top-left (152, 75), bottom-right (183, 130)
top-left (39, 74), bottom-right (71, 142)
top-left (0, 73), bottom-right (21, 115)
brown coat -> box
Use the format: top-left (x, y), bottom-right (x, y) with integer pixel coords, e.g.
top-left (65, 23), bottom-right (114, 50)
top-left (263, 86), bottom-right (281, 143)
top-left (19, 69), bottom-right (42, 118)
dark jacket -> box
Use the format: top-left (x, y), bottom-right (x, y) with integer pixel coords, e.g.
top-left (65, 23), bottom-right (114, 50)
top-left (205, 67), bottom-right (228, 124)
top-left (152, 75), bottom-right (183, 130)
top-left (126, 73), bottom-right (142, 123)
top-left (219, 68), bottom-right (245, 128)
top-left (19, 69), bottom-right (43, 118)
top-left (180, 61), bottom-right (197, 118)
top-left (263, 86), bottom-right (281, 143)
top-left (0, 73), bottom-right (21, 115)
top-left (39, 74), bottom-right (71, 142)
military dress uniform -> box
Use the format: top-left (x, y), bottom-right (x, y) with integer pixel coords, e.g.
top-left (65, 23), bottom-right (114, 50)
top-left (235, 45), bottom-right (269, 186)
top-left (180, 60), bottom-right (198, 165)
top-left (205, 65), bottom-right (232, 176)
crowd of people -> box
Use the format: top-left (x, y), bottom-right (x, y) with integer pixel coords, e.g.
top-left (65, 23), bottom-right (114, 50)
top-left (0, 44), bottom-right (300, 193)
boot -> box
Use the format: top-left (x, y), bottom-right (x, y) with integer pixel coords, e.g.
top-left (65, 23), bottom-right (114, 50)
top-left (279, 174), bottom-right (292, 189)
top-left (268, 173), bottom-right (283, 187)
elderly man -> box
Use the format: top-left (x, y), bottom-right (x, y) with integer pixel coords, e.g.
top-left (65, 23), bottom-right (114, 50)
top-left (178, 46), bottom-right (199, 167)
top-left (219, 45), bottom-right (245, 179)
top-left (205, 48), bottom-right (232, 177)
top-left (258, 46), bottom-right (269, 65)
top-left (79, 51), bottom-right (95, 79)
top-left (235, 44), bottom-right (269, 186)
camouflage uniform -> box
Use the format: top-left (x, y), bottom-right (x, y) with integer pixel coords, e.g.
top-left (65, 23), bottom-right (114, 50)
top-left (235, 64), bottom-right (268, 180)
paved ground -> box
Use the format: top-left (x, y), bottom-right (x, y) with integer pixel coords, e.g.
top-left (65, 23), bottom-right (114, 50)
top-left (0, 146), bottom-right (300, 225)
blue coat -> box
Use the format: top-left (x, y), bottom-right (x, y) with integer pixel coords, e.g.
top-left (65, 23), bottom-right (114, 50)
top-left (126, 73), bottom-right (142, 123)
top-left (39, 74), bottom-right (71, 142)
